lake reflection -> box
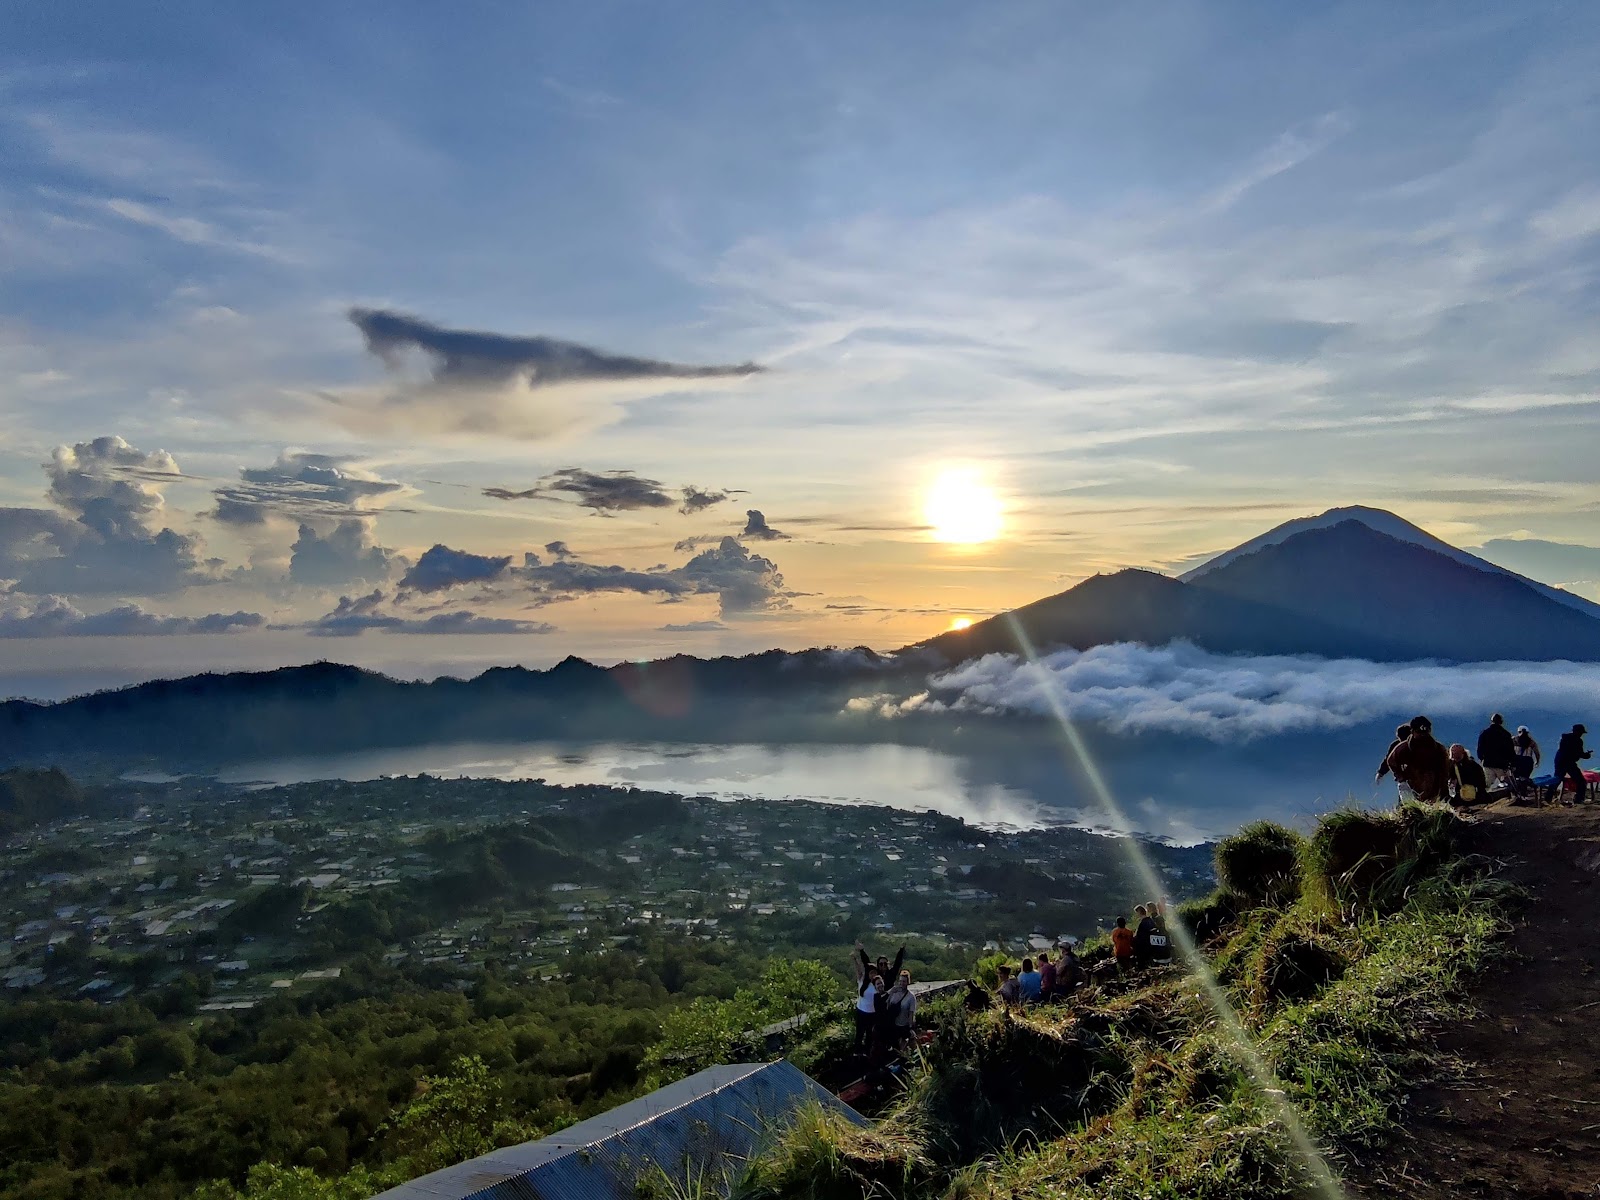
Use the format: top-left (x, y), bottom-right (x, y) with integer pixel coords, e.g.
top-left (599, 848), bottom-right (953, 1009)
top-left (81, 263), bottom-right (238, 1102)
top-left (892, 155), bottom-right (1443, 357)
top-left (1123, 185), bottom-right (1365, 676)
top-left (218, 741), bottom-right (1059, 831)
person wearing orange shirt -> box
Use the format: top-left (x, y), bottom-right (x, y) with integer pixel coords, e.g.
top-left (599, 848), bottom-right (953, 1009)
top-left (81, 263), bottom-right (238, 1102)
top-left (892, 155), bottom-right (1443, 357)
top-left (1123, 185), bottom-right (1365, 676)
top-left (1110, 916), bottom-right (1135, 974)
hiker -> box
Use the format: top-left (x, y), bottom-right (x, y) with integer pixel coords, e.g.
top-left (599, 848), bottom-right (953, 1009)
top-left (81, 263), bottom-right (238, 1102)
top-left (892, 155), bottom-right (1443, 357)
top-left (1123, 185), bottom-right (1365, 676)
top-left (1512, 726), bottom-right (1542, 779)
top-left (1110, 916), bottom-right (1135, 974)
top-left (1376, 723), bottom-right (1414, 799)
top-left (1447, 744), bottom-right (1488, 807)
top-left (1386, 715), bottom-right (1449, 803)
top-left (1037, 950), bottom-right (1057, 1002)
top-left (884, 968), bottom-right (917, 1047)
top-left (1132, 904), bottom-right (1154, 967)
top-left (855, 940), bottom-right (905, 992)
top-left (1056, 944), bottom-right (1086, 994)
top-left (1548, 724), bottom-right (1592, 806)
top-left (996, 964), bottom-right (1021, 1008)
top-left (854, 971), bottom-right (882, 1054)
top-left (1147, 902), bottom-right (1173, 967)
top-left (1476, 714), bottom-right (1516, 790)
top-left (1018, 957), bottom-right (1043, 1004)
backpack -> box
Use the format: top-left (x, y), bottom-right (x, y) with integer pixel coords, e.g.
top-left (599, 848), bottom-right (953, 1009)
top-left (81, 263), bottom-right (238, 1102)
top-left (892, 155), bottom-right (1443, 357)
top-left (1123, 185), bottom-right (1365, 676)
top-left (1148, 919), bottom-right (1172, 965)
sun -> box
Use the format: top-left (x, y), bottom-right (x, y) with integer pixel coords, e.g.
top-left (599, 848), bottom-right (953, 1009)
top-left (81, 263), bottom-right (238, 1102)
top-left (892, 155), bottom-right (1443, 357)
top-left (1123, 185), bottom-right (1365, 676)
top-left (948, 616), bottom-right (974, 632)
top-left (924, 469), bottom-right (1002, 544)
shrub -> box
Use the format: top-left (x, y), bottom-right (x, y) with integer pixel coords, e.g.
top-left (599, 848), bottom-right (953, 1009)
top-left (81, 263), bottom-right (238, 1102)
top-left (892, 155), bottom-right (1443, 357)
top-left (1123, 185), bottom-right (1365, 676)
top-left (1174, 889), bottom-right (1239, 944)
top-left (1214, 821), bottom-right (1306, 907)
top-left (1304, 804), bottom-right (1459, 917)
top-left (734, 1101), bottom-right (932, 1200)
top-left (1248, 916), bottom-right (1348, 1007)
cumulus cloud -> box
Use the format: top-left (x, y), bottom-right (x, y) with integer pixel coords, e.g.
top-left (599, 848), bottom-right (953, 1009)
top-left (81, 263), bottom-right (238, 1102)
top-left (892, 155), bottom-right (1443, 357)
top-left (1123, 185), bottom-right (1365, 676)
top-left (0, 436), bottom-right (218, 596)
top-left (672, 536), bottom-right (789, 616)
top-left (740, 509), bottom-right (790, 541)
top-left (846, 642), bottom-right (1600, 740)
top-left (300, 589), bottom-right (555, 637)
top-left (211, 451), bottom-right (406, 526)
top-left (0, 594), bottom-right (262, 638)
top-left (398, 544), bottom-right (513, 593)
top-left (289, 521), bottom-right (395, 587)
top-left (483, 469), bottom-right (740, 517)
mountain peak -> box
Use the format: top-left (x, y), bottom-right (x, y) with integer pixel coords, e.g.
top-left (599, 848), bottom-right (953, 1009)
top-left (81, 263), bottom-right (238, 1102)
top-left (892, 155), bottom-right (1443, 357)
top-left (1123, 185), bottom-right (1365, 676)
top-left (1183, 506), bottom-right (1600, 622)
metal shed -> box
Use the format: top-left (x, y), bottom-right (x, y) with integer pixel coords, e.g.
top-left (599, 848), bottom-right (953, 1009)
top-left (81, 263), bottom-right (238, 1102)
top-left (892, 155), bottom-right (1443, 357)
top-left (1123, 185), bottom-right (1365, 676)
top-left (370, 1060), bottom-right (863, 1200)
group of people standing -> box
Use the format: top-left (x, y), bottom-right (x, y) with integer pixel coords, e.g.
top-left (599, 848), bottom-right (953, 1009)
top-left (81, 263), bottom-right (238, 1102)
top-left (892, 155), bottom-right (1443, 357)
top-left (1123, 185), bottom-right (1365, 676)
top-left (851, 941), bottom-right (917, 1058)
top-left (1379, 713), bottom-right (1591, 806)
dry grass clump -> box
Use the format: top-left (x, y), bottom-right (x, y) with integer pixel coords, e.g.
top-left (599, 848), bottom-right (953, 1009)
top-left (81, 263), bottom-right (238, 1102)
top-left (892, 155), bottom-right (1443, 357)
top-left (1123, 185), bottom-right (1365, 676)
top-left (1215, 821), bottom-right (1307, 908)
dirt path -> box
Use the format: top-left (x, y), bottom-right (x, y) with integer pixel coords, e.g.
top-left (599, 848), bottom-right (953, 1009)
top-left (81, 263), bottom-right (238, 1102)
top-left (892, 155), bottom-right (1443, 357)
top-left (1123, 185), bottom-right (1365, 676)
top-left (1350, 801), bottom-right (1600, 1199)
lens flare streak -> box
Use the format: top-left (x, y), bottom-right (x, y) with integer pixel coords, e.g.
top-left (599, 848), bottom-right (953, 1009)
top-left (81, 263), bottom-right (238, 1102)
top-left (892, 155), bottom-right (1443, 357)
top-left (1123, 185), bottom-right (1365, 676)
top-left (1002, 614), bottom-right (1347, 1200)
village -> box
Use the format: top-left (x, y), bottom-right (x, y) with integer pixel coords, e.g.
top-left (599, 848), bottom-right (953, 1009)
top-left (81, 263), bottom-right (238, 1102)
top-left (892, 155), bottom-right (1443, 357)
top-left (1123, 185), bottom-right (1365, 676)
top-left (0, 772), bottom-right (1213, 1009)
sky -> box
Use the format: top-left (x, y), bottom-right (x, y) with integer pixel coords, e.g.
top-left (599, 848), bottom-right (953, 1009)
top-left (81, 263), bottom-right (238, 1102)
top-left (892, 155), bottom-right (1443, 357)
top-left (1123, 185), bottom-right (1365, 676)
top-left (3, 1), bottom-right (1600, 697)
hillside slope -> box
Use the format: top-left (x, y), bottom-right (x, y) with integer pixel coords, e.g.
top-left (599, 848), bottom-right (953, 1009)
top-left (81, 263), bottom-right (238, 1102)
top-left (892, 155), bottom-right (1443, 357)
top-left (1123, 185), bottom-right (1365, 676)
top-left (913, 567), bottom-right (1417, 662)
top-left (1191, 519), bottom-right (1600, 661)
top-left (1348, 802), bottom-right (1600, 1198)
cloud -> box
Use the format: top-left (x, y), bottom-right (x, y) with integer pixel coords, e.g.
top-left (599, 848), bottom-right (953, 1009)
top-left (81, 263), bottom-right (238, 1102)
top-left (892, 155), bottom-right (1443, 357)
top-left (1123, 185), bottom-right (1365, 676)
top-left (350, 307), bottom-right (763, 388)
top-left (1473, 538), bottom-right (1600, 585)
top-left (660, 620), bottom-right (729, 633)
top-left (289, 521), bottom-right (395, 588)
top-left (0, 594), bottom-right (262, 638)
top-left (0, 436), bottom-right (218, 596)
top-left (300, 589), bottom-right (556, 637)
top-left (847, 642), bottom-right (1600, 740)
top-left (329, 308), bottom-right (764, 440)
top-left (211, 451), bottom-right (406, 526)
top-left (543, 540), bottom-right (574, 561)
top-left (483, 469), bottom-right (739, 517)
top-left (672, 536), bottom-right (789, 616)
top-left (679, 485), bottom-right (736, 515)
top-left (740, 509), bottom-right (790, 541)
top-left (398, 544), bottom-right (513, 593)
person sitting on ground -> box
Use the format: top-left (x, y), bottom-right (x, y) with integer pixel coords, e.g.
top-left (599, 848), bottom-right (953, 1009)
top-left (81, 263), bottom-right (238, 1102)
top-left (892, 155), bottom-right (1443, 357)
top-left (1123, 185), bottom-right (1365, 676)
top-left (1018, 957), bottom-right (1043, 1004)
top-left (1386, 715), bottom-right (1450, 804)
top-left (996, 964), bottom-right (1021, 1008)
top-left (1376, 723), bottom-right (1412, 794)
top-left (1056, 943), bottom-right (1086, 994)
top-left (1110, 916), bottom-right (1136, 973)
top-left (1477, 714), bottom-right (1515, 790)
top-left (853, 971), bottom-right (881, 1054)
top-left (1447, 744), bottom-right (1489, 807)
top-left (1548, 724), bottom-right (1592, 806)
top-left (1512, 726), bottom-right (1542, 780)
top-left (1037, 950), bottom-right (1057, 1002)
top-left (885, 968), bottom-right (917, 1047)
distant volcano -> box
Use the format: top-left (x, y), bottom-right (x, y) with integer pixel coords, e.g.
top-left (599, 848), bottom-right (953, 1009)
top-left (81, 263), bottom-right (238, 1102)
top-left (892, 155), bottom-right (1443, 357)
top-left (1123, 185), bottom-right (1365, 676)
top-left (916, 507), bottom-right (1600, 664)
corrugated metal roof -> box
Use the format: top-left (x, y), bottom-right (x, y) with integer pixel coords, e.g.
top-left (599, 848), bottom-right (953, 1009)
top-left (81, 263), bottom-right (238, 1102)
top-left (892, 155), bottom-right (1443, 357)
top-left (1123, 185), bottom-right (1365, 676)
top-left (372, 1061), bottom-right (863, 1200)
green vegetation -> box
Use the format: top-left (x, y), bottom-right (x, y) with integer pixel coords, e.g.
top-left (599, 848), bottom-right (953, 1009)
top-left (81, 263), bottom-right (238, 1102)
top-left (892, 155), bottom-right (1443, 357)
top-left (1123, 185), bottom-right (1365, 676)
top-left (728, 802), bottom-right (1517, 1200)
top-left (0, 766), bottom-right (88, 837)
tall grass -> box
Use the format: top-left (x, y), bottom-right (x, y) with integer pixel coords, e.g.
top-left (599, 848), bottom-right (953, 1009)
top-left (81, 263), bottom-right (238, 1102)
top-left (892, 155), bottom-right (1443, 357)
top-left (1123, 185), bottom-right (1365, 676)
top-left (745, 803), bottom-right (1519, 1200)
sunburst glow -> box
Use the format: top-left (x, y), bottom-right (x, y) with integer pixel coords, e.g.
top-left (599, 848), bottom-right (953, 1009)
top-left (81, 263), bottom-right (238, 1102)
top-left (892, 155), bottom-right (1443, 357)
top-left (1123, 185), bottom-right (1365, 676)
top-left (924, 469), bottom-right (1002, 544)
top-left (949, 615), bottom-right (974, 631)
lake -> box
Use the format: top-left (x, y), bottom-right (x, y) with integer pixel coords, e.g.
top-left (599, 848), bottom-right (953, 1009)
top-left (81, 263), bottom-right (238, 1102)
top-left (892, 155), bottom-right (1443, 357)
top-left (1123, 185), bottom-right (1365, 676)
top-left (202, 736), bottom-right (1381, 844)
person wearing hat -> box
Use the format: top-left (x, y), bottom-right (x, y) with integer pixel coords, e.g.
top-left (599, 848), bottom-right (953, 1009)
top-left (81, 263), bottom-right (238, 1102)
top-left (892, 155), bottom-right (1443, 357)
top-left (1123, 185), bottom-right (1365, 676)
top-left (1476, 714), bottom-right (1515, 790)
top-left (1386, 715), bottom-right (1449, 803)
top-left (1548, 723), bottom-right (1592, 805)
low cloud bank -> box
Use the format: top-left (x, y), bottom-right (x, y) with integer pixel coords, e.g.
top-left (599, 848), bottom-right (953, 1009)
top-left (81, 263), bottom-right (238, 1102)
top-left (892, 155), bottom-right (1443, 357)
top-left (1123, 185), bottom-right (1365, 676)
top-left (847, 641), bottom-right (1600, 740)
top-left (0, 595), bottom-right (262, 638)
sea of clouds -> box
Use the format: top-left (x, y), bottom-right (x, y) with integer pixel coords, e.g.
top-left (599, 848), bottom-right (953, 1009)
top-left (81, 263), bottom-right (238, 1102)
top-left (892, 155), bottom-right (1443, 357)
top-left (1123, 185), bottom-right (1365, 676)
top-left (849, 642), bottom-right (1600, 741)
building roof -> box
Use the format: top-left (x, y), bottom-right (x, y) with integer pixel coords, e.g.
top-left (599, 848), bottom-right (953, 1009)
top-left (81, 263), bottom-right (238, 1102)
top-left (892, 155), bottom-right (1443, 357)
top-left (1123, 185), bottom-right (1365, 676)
top-left (372, 1061), bottom-right (862, 1200)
